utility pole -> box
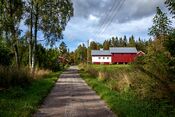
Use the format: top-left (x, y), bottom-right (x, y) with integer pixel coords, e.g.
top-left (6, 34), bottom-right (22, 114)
top-left (87, 39), bottom-right (89, 64)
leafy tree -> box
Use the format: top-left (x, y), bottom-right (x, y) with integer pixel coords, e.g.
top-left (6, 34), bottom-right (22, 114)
top-left (165, 32), bottom-right (175, 56)
top-left (25, 0), bottom-right (73, 73)
top-left (35, 44), bottom-right (47, 68)
top-left (18, 37), bottom-right (29, 66)
top-left (0, 37), bottom-right (12, 66)
top-left (164, 31), bottom-right (175, 79)
top-left (148, 7), bottom-right (172, 38)
top-left (0, 0), bottom-right (24, 68)
top-left (74, 44), bottom-right (87, 64)
top-left (134, 6), bottom-right (175, 102)
top-left (46, 48), bottom-right (60, 71)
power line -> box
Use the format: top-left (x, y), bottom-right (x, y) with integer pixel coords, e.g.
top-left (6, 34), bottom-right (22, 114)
top-left (98, 0), bottom-right (123, 34)
top-left (99, 0), bottom-right (126, 36)
top-left (97, 0), bottom-right (118, 32)
top-left (95, 0), bottom-right (126, 39)
top-left (94, 0), bottom-right (119, 39)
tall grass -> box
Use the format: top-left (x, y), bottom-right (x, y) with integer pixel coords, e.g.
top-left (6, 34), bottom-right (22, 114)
top-left (79, 64), bottom-right (175, 116)
top-left (80, 70), bottom-right (175, 117)
top-left (0, 66), bottom-right (32, 88)
top-left (34, 68), bottom-right (51, 79)
top-left (81, 64), bottom-right (173, 100)
top-left (0, 71), bottom-right (61, 117)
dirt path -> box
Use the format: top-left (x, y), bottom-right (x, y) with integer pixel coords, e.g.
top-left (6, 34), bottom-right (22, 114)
top-left (34, 66), bottom-right (116, 117)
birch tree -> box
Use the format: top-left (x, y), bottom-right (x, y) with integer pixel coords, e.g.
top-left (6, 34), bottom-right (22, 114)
top-left (25, 0), bottom-right (73, 74)
top-left (0, 0), bottom-right (23, 68)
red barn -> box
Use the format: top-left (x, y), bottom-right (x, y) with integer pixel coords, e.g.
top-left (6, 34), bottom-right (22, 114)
top-left (91, 47), bottom-right (138, 64)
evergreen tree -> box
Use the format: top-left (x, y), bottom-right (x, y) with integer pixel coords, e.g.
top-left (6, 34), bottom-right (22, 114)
top-left (123, 35), bottom-right (127, 47)
top-left (59, 42), bottom-right (67, 56)
top-left (165, 0), bottom-right (175, 17)
top-left (148, 7), bottom-right (172, 38)
top-left (128, 35), bottom-right (136, 47)
top-left (111, 37), bottom-right (118, 47)
top-left (103, 40), bottom-right (110, 50)
top-left (90, 41), bottom-right (98, 50)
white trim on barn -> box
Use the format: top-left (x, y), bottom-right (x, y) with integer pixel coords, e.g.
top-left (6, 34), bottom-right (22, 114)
top-left (92, 56), bottom-right (112, 63)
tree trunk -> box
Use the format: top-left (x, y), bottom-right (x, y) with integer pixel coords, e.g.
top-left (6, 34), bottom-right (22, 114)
top-left (32, 3), bottom-right (39, 76)
top-left (14, 43), bottom-right (20, 68)
top-left (29, 0), bottom-right (33, 69)
top-left (9, 0), bottom-right (20, 68)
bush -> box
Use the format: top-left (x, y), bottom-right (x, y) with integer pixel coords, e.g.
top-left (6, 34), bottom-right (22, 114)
top-left (0, 66), bottom-right (32, 88)
top-left (0, 40), bottom-right (12, 66)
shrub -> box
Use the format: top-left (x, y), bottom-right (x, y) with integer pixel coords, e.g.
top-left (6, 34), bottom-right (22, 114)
top-left (0, 40), bottom-right (12, 66)
top-left (0, 66), bottom-right (32, 88)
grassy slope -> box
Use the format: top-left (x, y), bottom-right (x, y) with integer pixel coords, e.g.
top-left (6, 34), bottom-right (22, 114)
top-left (80, 65), bottom-right (175, 117)
top-left (0, 71), bottom-right (62, 117)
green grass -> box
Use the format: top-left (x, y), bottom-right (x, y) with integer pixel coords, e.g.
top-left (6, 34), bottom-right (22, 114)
top-left (88, 64), bottom-right (132, 72)
top-left (0, 71), bottom-right (62, 117)
top-left (80, 69), bottom-right (175, 117)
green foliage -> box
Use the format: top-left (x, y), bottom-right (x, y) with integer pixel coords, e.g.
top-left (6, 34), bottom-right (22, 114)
top-left (0, 0), bottom-right (23, 33)
top-left (43, 48), bottom-right (61, 71)
top-left (128, 35), bottom-right (135, 47)
top-left (0, 0), bottom-right (24, 67)
top-left (25, 0), bottom-right (74, 45)
top-left (0, 71), bottom-right (61, 117)
top-left (148, 7), bottom-right (172, 37)
top-left (74, 44), bottom-right (87, 64)
top-left (90, 41), bottom-right (99, 50)
top-left (165, 0), bottom-right (175, 17)
top-left (80, 69), bottom-right (175, 117)
top-left (164, 30), bottom-right (175, 56)
top-left (59, 41), bottom-right (67, 55)
top-left (0, 38), bottom-right (12, 66)
top-left (164, 31), bottom-right (175, 79)
top-left (103, 40), bottom-right (110, 50)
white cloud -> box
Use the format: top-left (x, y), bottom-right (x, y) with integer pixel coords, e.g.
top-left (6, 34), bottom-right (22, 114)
top-left (62, 0), bottom-right (174, 51)
top-left (88, 14), bottom-right (99, 22)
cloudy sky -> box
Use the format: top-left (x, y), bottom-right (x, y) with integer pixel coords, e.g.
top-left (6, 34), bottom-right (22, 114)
top-left (60, 0), bottom-right (175, 51)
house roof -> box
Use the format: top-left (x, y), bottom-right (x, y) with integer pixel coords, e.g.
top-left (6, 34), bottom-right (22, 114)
top-left (110, 47), bottom-right (137, 53)
top-left (91, 47), bottom-right (138, 56)
top-left (91, 50), bottom-right (111, 56)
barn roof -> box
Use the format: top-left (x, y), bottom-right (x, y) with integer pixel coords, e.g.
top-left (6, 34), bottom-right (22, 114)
top-left (110, 47), bottom-right (137, 53)
top-left (91, 47), bottom-right (138, 56)
top-left (91, 50), bottom-right (111, 56)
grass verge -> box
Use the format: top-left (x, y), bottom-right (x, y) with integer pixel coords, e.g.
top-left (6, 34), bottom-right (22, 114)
top-left (0, 71), bottom-right (62, 117)
top-left (80, 69), bottom-right (175, 117)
